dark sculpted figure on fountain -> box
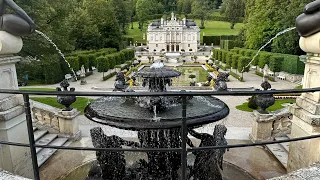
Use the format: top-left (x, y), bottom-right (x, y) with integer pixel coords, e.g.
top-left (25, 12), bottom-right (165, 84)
top-left (0, 0), bottom-right (35, 36)
top-left (214, 72), bottom-right (229, 91)
top-left (296, 0), bottom-right (320, 37)
top-left (90, 127), bottom-right (140, 180)
top-left (114, 72), bottom-right (129, 91)
top-left (188, 125), bottom-right (228, 180)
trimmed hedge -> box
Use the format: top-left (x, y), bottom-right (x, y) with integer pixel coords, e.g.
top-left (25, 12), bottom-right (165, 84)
top-left (204, 36), bottom-right (220, 46)
top-left (258, 52), bottom-right (272, 69)
top-left (231, 54), bottom-right (241, 70)
top-left (269, 56), bottom-right (284, 73)
top-left (96, 56), bottom-right (110, 72)
top-left (220, 40), bottom-right (243, 51)
top-left (66, 56), bottom-right (79, 72)
top-left (217, 50), bottom-right (223, 61)
top-left (103, 72), bottom-right (116, 81)
top-left (203, 35), bottom-right (238, 46)
top-left (238, 56), bottom-right (251, 73)
top-left (221, 50), bottom-right (228, 63)
top-left (231, 48), bottom-right (305, 74)
top-left (226, 52), bottom-right (235, 66)
top-left (78, 54), bottom-right (89, 69)
top-left (229, 71), bottom-right (244, 82)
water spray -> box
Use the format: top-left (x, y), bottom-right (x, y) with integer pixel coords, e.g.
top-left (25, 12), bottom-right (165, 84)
top-left (241, 27), bottom-right (296, 73)
top-left (35, 30), bottom-right (78, 81)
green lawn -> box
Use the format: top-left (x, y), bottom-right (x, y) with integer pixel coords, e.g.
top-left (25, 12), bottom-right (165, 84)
top-left (31, 97), bottom-right (93, 114)
top-left (126, 20), bottom-right (243, 43)
top-left (236, 99), bottom-right (296, 112)
top-left (19, 87), bottom-right (56, 91)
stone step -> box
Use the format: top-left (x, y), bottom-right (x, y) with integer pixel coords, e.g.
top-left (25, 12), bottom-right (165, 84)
top-left (275, 136), bottom-right (290, 152)
top-left (33, 130), bottom-right (48, 142)
top-left (33, 126), bottom-right (37, 131)
top-left (266, 143), bottom-right (288, 169)
top-left (35, 134), bottom-right (58, 153)
top-left (37, 137), bottom-right (69, 167)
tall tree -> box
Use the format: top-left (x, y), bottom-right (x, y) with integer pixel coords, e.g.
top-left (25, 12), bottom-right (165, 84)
top-left (191, 0), bottom-right (212, 28)
top-left (221, 0), bottom-right (245, 29)
top-left (110, 0), bottom-right (130, 34)
top-left (84, 0), bottom-right (122, 49)
top-left (244, 0), bottom-right (313, 55)
top-left (136, 0), bottom-right (156, 31)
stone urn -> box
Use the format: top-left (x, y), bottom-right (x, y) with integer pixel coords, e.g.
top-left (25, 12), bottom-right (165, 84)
top-left (255, 81), bottom-right (275, 114)
top-left (56, 79), bottom-right (76, 111)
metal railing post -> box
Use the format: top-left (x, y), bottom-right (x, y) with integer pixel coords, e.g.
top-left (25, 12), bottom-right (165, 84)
top-left (23, 94), bottom-right (40, 180)
top-left (181, 96), bottom-right (187, 180)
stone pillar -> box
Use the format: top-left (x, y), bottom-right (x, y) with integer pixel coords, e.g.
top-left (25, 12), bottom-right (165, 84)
top-left (56, 109), bottom-right (81, 140)
top-left (0, 56), bottom-right (33, 178)
top-left (250, 111), bottom-right (274, 142)
top-left (287, 54), bottom-right (320, 172)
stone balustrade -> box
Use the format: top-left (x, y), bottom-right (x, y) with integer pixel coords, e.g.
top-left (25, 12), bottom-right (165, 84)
top-left (250, 107), bottom-right (293, 142)
top-left (31, 100), bottom-right (81, 140)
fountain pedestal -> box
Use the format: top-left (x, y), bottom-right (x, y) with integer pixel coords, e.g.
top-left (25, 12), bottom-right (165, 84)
top-left (0, 55), bottom-right (33, 178)
top-left (56, 109), bottom-right (81, 140)
top-left (287, 54), bottom-right (320, 172)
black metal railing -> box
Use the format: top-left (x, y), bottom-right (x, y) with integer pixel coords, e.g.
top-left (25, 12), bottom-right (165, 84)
top-left (0, 87), bottom-right (320, 180)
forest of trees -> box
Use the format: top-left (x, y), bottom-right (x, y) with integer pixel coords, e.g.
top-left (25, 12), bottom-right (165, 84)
top-left (243, 0), bottom-right (314, 55)
top-left (15, 0), bottom-right (313, 63)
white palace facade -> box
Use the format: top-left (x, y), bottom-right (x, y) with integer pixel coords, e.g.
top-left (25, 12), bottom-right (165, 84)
top-left (147, 13), bottom-right (200, 53)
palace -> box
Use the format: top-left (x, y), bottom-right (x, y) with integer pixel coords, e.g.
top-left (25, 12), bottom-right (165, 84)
top-left (147, 13), bottom-right (200, 53)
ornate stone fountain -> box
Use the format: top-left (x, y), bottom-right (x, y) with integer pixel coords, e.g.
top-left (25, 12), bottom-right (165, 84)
top-left (84, 62), bottom-right (231, 179)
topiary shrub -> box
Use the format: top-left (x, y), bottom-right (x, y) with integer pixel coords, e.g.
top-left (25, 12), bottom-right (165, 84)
top-left (226, 52), bottom-right (234, 66)
top-left (258, 52), bottom-right (272, 69)
top-left (189, 74), bottom-right (196, 79)
top-left (231, 54), bottom-right (241, 71)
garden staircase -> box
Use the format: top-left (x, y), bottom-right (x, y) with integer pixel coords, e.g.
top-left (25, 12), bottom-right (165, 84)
top-left (266, 136), bottom-right (290, 170)
top-left (33, 126), bottom-right (71, 167)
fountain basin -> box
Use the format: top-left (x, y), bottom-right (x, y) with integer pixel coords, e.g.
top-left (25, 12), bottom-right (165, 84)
top-left (60, 159), bottom-right (254, 180)
top-left (84, 96), bottom-right (229, 130)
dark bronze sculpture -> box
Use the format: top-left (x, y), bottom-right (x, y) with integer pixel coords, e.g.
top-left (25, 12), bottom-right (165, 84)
top-left (296, 0), bottom-right (320, 37)
top-left (0, 0), bottom-right (35, 36)
top-left (255, 80), bottom-right (275, 114)
top-left (214, 72), bottom-right (229, 91)
top-left (188, 125), bottom-right (228, 180)
top-left (56, 80), bottom-right (76, 111)
top-left (113, 72), bottom-right (129, 92)
top-left (90, 127), bottom-right (140, 180)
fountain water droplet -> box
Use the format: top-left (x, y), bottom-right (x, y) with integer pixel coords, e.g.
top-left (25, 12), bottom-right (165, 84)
top-left (35, 30), bottom-right (78, 81)
top-left (242, 27), bottom-right (296, 73)
top-left (152, 105), bottom-right (161, 122)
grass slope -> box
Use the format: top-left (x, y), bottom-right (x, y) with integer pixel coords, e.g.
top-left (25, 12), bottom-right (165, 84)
top-left (236, 99), bottom-right (296, 112)
top-left (20, 87), bottom-right (56, 91)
